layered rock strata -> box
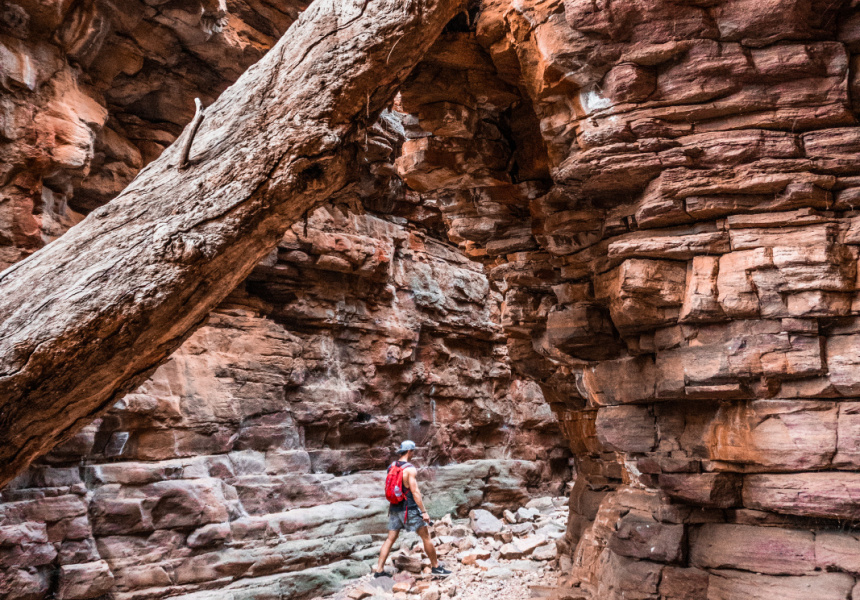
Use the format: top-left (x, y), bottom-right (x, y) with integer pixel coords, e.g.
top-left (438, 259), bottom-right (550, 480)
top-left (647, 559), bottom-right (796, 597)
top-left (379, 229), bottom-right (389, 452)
top-left (0, 0), bottom-right (313, 270)
top-left (394, 0), bottom-right (860, 597)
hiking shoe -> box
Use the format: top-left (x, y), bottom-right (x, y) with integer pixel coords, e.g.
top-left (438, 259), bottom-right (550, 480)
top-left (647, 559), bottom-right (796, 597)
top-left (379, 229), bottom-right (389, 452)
top-left (373, 570), bottom-right (392, 578)
top-left (431, 565), bottom-right (452, 577)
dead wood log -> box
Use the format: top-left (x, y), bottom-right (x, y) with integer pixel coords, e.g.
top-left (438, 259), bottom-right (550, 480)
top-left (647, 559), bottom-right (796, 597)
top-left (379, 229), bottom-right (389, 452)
top-left (0, 0), bottom-right (464, 488)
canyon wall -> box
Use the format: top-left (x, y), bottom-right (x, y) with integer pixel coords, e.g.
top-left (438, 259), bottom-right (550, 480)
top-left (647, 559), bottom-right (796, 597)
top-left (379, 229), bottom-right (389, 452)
top-left (0, 0), bottom-right (312, 271)
top-left (394, 0), bottom-right (860, 598)
top-left (0, 205), bottom-right (568, 600)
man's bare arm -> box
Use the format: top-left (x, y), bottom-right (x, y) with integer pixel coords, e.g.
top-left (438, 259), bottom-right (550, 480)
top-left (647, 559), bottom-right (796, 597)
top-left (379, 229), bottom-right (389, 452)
top-left (405, 468), bottom-right (430, 520)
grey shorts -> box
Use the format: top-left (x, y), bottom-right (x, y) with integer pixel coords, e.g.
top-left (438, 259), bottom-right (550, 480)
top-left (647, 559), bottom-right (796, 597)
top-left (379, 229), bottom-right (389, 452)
top-left (387, 506), bottom-right (426, 532)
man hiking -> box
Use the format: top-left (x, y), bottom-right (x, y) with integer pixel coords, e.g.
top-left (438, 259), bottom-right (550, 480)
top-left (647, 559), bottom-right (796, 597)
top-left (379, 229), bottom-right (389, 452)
top-left (374, 440), bottom-right (452, 578)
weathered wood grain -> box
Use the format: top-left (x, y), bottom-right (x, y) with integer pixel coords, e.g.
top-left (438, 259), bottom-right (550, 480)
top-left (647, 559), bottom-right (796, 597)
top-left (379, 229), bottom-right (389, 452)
top-left (0, 0), bottom-right (464, 487)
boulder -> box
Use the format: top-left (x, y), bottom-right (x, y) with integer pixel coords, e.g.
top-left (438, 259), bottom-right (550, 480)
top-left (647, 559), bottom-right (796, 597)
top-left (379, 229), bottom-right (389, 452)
top-left (347, 585), bottom-right (376, 600)
top-left (509, 522), bottom-right (534, 536)
top-left (458, 549), bottom-right (491, 565)
top-left (499, 535), bottom-right (547, 559)
top-left (532, 543), bottom-right (559, 561)
top-left (393, 554), bottom-right (426, 574)
top-left (526, 497), bottom-right (555, 512)
top-left (515, 507), bottom-right (541, 522)
top-left (420, 587), bottom-right (441, 600)
top-left (484, 567), bottom-right (514, 579)
top-left (507, 559), bottom-right (542, 572)
top-left (469, 510), bottom-right (504, 537)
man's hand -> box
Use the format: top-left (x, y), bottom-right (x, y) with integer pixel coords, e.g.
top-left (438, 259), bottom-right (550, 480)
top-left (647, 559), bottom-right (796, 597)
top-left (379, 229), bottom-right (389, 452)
top-left (422, 511), bottom-right (431, 522)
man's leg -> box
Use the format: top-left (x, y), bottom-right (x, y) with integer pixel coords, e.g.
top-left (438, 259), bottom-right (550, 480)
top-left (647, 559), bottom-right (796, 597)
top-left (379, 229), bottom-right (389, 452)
top-left (375, 530), bottom-right (400, 573)
top-left (417, 526), bottom-right (438, 568)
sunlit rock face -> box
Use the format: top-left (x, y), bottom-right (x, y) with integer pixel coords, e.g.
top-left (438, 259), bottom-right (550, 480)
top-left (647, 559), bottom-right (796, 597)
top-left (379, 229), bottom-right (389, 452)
top-left (395, 0), bottom-right (860, 597)
top-left (0, 0), bottom-right (309, 270)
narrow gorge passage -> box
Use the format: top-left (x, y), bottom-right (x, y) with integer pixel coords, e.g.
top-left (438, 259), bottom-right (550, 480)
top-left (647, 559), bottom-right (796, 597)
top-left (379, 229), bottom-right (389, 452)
top-left (4, 0), bottom-right (860, 599)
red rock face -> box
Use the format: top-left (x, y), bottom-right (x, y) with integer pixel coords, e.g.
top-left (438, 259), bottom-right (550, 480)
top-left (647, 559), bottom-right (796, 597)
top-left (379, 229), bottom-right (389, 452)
top-left (0, 0), bottom-right (308, 270)
top-left (393, 0), bottom-right (860, 596)
top-left (6, 0), bottom-right (860, 597)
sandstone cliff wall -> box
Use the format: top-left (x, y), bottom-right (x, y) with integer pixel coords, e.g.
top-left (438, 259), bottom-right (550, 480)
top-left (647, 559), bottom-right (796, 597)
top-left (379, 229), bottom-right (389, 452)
top-left (394, 0), bottom-right (860, 598)
top-left (0, 204), bottom-right (570, 600)
top-left (0, 0), bottom-right (310, 270)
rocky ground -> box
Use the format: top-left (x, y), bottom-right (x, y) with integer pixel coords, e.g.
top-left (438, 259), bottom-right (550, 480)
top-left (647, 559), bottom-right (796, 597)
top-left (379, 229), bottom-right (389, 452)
top-left (316, 497), bottom-right (570, 600)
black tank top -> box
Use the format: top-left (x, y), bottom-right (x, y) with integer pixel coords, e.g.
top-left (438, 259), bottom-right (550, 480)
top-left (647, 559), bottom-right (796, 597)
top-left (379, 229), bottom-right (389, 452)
top-left (389, 461), bottom-right (419, 512)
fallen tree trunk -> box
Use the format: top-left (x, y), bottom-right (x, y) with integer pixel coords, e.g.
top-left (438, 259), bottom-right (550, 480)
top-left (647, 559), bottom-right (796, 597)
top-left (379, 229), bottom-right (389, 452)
top-left (0, 0), bottom-right (464, 488)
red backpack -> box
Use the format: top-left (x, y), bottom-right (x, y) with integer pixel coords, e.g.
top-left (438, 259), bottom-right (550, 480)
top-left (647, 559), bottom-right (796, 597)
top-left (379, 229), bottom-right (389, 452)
top-left (385, 461), bottom-right (412, 504)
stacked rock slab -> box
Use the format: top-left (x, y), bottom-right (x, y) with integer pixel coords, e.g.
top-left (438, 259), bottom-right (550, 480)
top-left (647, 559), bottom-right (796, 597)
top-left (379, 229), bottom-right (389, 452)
top-left (395, 0), bottom-right (860, 598)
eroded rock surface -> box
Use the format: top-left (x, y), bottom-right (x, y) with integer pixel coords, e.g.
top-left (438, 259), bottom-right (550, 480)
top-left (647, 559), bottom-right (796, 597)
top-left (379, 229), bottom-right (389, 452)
top-left (393, 0), bottom-right (860, 597)
top-left (0, 0), bottom-right (313, 270)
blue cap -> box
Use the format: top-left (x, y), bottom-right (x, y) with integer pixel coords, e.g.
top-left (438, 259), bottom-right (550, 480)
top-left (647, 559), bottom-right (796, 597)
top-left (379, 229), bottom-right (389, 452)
top-left (397, 440), bottom-right (416, 454)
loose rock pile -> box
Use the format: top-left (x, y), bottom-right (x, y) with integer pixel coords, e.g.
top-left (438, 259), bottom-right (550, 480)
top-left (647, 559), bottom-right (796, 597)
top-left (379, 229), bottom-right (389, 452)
top-left (320, 497), bottom-right (569, 600)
